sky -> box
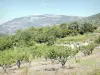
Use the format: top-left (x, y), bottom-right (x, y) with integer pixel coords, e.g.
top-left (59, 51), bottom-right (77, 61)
top-left (0, 0), bottom-right (100, 24)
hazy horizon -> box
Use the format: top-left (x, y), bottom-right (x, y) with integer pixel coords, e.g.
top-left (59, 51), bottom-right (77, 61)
top-left (0, 0), bottom-right (100, 24)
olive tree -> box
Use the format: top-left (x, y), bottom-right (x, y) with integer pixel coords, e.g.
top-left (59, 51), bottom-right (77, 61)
top-left (0, 50), bottom-right (15, 73)
top-left (57, 47), bottom-right (73, 68)
top-left (45, 46), bottom-right (74, 68)
top-left (46, 47), bottom-right (58, 63)
top-left (81, 43), bottom-right (97, 56)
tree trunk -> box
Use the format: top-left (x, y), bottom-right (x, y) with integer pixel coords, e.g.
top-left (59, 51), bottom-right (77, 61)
top-left (2, 65), bottom-right (7, 73)
top-left (16, 60), bottom-right (21, 68)
top-left (61, 60), bottom-right (66, 68)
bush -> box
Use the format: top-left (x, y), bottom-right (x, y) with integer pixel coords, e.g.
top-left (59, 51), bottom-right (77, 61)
top-left (80, 43), bottom-right (97, 56)
top-left (95, 35), bottom-right (100, 44)
top-left (45, 46), bottom-right (77, 68)
top-left (46, 47), bottom-right (58, 63)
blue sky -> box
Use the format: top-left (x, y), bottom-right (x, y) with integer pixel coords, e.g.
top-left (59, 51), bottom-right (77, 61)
top-left (0, 0), bottom-right (100, 24)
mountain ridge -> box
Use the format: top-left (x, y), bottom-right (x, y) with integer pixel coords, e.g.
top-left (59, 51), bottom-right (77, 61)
top-left (0, 13), bottom-right (100, 34)
top-left (78, 13), bottom-right (100, 26)
top-left (0, 14), bottom-right (83, 34)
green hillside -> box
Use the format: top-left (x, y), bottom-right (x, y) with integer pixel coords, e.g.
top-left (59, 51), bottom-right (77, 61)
top-left (79, 13), bottom-right (100, 26)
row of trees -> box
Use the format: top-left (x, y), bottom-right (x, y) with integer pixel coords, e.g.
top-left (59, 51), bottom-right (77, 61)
top-left (46, 42), bottom-right (98, 67)
top-left (0, 41), bottom-right (98, 73)
top-left (0, 21), bottom-right (98, 73)
top-left (45, 46), bottom-right (79, 67)
top-left (0, 47), bottom-right (34, 72)
top-left (0, 22), bottom-right (96, 51)
top-left (80, 43), bottom-right (97, 56)
top-left (0, 45), bottom-right (78, 72)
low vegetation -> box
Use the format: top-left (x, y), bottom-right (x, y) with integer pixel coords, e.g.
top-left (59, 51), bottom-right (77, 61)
top-left (0, 21), bottom-right (100, 75)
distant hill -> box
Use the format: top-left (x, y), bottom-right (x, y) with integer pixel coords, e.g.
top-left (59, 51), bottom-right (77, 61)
top-left (0, 13), bottom-right (100, 34)
top-left (0, 33), bottom-right (7, 37)
top-left (79, 13), bottom-right (100, 26)
top-left (0, 14), bottom-right (82, 34)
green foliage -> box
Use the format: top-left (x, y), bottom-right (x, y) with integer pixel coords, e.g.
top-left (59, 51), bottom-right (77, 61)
top-left (0, 46), bottom-right (36, 72)
top-left (0, 20), bottom-right (98, 73)
top-left (80, 43), bottom-right (97, 56)
top-left (95, 35), bottom-right (100, 44)
top-left (79, 22), bottom-right (94, 34)
top-left (46, 47), bottom-right (58, 63)
top-left (0, 21), bottom-right (96, 51)
top-left (68, 22), bottom-right (79, 31)
top-left (60, 23), bottom-right (68, 30)
top-left (0, 50), bottom-right (15, 65)
top-left (14, 30), bottom-right (36, 47)
top-left (45, 46), bottom-right (77, 67)
top-left (57, 47), bottom-right (72, 67)
top-left (68, 22), bottom-right (95, 35)
top-left (0, 36), bottom-right (13, 51)
top-left (47, 36), bottom-right (56, 45)
top-left (0, 50), bottom-right (15, 72)
top-left (56, 35), bottom-right (86, 44)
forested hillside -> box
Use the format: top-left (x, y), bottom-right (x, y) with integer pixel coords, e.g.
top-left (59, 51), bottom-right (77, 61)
top-left (0, 14), bottom-right (82, 34)
top-left (0, 22), bottom-right (96, 51)
top-left (79, 13), bottom-right (100, 26)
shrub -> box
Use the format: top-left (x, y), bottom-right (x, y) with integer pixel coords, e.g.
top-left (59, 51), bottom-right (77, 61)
top-left (95, 35), bottom-right (100, 44)
top-left (81, 43), bottom-right (97, 56)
